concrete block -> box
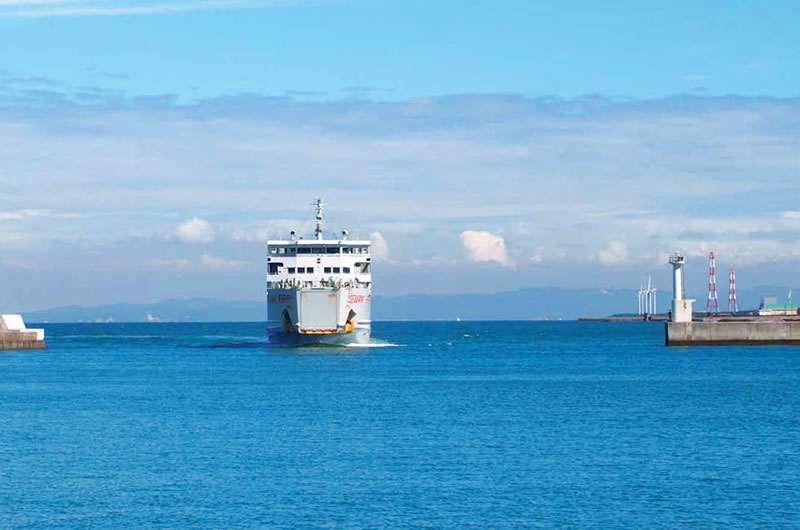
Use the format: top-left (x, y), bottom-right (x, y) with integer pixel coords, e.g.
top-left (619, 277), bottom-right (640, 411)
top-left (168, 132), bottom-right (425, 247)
top-left (666, 320), bottom-right (800, 345)
top-left (0, 314), bottom-right (26, 331)
top-left (0, 315), bottom-right (45, 350)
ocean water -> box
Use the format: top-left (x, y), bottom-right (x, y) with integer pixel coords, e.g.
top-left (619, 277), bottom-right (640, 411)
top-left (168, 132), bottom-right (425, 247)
top-left (1, 321), bottom-right (798, 528)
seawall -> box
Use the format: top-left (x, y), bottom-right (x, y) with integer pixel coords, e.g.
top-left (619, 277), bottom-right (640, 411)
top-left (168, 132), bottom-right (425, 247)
top-left (0, 314), bottom-right (45, 351)
top-left (666, 320), bottom-right (800, 346)
top-left (0, 330), bottom-right (46, 351)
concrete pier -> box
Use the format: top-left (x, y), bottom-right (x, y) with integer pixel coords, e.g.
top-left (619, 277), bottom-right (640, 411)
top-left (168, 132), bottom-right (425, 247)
top-left (667, 320), bottom-right (800, 346)
top-left (662, 251), bottom-right (800, 346)
top-left (0, 314), bottom-right (45, 351)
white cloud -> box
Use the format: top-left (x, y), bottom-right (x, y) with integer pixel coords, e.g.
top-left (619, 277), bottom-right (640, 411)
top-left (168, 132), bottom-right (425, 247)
top-left (230, 226), bottom-right (273, 243)
top-left (230, 219), bottom-right (312, 242)
top-left (200, 253), bottom-right (248, 270)
top-left (0, 211), bottom-right (25, 222)
top-left (0, 209), bottom-right (59, 222)
top-left (460, 230), bottom-right (511, 266)
top-left (592, 241), bottom-right (629, 265)
top-left (370, 232), bottom-right (390, 261)
top-left (0, 257), bottom-right (36, 270)
top-left (172, 217), bottom-right (214, 244)
top-left (145, 258), bottom-right (193, 271)
top-left (144, 255), bottom-right (247, 271)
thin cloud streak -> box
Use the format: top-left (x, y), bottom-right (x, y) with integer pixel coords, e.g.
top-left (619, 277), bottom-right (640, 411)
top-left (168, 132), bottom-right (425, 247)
top-left (0, 1), bottom-right (73, 6)
top-left (0, 0), bottom-right (259, 17)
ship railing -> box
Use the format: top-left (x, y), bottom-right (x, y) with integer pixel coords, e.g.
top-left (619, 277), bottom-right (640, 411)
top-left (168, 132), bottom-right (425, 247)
top-left (267, 279), bottom-right (370, 290)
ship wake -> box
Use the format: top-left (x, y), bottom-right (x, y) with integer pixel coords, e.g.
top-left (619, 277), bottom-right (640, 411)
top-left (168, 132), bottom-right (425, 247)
top-left (342, 340), bottom-right (402, 348)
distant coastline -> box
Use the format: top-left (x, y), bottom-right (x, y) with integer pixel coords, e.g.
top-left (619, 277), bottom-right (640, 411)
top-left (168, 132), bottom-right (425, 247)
top-left (18, 285), bottom-right (797, 323)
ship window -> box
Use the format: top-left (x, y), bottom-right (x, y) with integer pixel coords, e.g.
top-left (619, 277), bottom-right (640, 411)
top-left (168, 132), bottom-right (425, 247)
top-left (306, 267), bottom-right (314, 274)
top-left (297, 247), bottom-right (311, 254)
top-left (297, 267), bottom-right (305, 273)
top-left (324, 267), bottom-right (331, 273)
top-left (361, 247), bottom-right (369, 254)
top-left (287, 267), bottom-right (295, 274)
top-left (289, 247), bottom-right (296, 254)
top-left (268, 263), bottom-right (282, 274)
top-left (333, 267), bottom-right (340, 273)
top-left (342, 247), bottom-right (350, 254)
top-left (343, 267), bottom-right (351, 274)
top-left (278, 247), bottom-right (287, 255)
top-left (359, 263), bottom-right (370, 274)
top-left (326, 247), bottom-right (340, 254)
top-left (269, 248), bottom-right (278, 255)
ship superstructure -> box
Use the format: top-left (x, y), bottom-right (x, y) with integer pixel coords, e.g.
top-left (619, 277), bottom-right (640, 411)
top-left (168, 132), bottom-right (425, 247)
top-left (267, 198), bottom-right (372, 345)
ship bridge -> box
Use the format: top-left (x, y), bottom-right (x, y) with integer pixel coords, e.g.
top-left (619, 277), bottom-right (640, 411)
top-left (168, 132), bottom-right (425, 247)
top-left (267, 239), bottom-right (372, 290)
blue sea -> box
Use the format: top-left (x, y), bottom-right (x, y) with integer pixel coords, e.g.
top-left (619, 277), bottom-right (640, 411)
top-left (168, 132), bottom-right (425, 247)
top-left (1, 321), bottom-right (798, 528)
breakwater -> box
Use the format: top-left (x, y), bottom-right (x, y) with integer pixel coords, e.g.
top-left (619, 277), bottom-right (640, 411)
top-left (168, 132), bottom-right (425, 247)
top-left (0, 315), bottom-right (45, 351)
top-left (666, 319), bottom-right (800, 345)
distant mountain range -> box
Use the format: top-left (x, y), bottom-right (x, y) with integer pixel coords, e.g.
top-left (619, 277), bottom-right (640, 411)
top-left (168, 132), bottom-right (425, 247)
top-left (19, 286), bottom-right (796, 323)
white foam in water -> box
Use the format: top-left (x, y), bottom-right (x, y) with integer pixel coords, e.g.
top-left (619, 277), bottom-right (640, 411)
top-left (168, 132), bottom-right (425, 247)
top-left (344, 341), bottom-right (402, 348)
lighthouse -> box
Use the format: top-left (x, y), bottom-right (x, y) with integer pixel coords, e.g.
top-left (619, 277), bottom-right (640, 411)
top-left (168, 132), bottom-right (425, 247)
top-left (668, 253), bottom-right (694, 322)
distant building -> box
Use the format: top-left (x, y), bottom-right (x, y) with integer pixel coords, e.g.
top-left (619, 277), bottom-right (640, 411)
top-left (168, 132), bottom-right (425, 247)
top-left (758, 296), bottom-right (799, 316)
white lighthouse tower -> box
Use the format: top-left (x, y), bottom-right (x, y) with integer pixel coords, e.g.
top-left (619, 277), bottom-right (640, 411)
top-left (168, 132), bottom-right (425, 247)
top-left (668, 253), bottom-right (694, 322)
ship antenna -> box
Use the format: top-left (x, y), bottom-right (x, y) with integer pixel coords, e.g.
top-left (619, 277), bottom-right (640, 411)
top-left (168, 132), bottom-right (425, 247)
top-left (314, 197), bottom-right (325, 241)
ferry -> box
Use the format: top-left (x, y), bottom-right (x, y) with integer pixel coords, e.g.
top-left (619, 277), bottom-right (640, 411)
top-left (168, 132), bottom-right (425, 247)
top-left (267, 199), bottom-right (372, 345)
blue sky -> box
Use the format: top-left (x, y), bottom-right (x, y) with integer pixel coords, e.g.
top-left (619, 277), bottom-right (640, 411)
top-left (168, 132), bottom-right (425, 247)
top-left (2, 0), bottom-right (799, 100)
top-left (1, 0), bottom-right (800, 311)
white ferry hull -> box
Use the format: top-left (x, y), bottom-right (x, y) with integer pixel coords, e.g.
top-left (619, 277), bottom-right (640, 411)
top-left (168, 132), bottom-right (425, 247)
top-left (268, 324), bottom-right (371, 346)
top-left (266, 199), bottom-right (373, 348)
top-left (267, 286), bottom-right (372, 346)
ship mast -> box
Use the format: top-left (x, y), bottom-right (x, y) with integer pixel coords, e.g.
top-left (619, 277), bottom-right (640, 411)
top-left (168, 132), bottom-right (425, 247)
top-left (314, 197), bottom-right (325, 241)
